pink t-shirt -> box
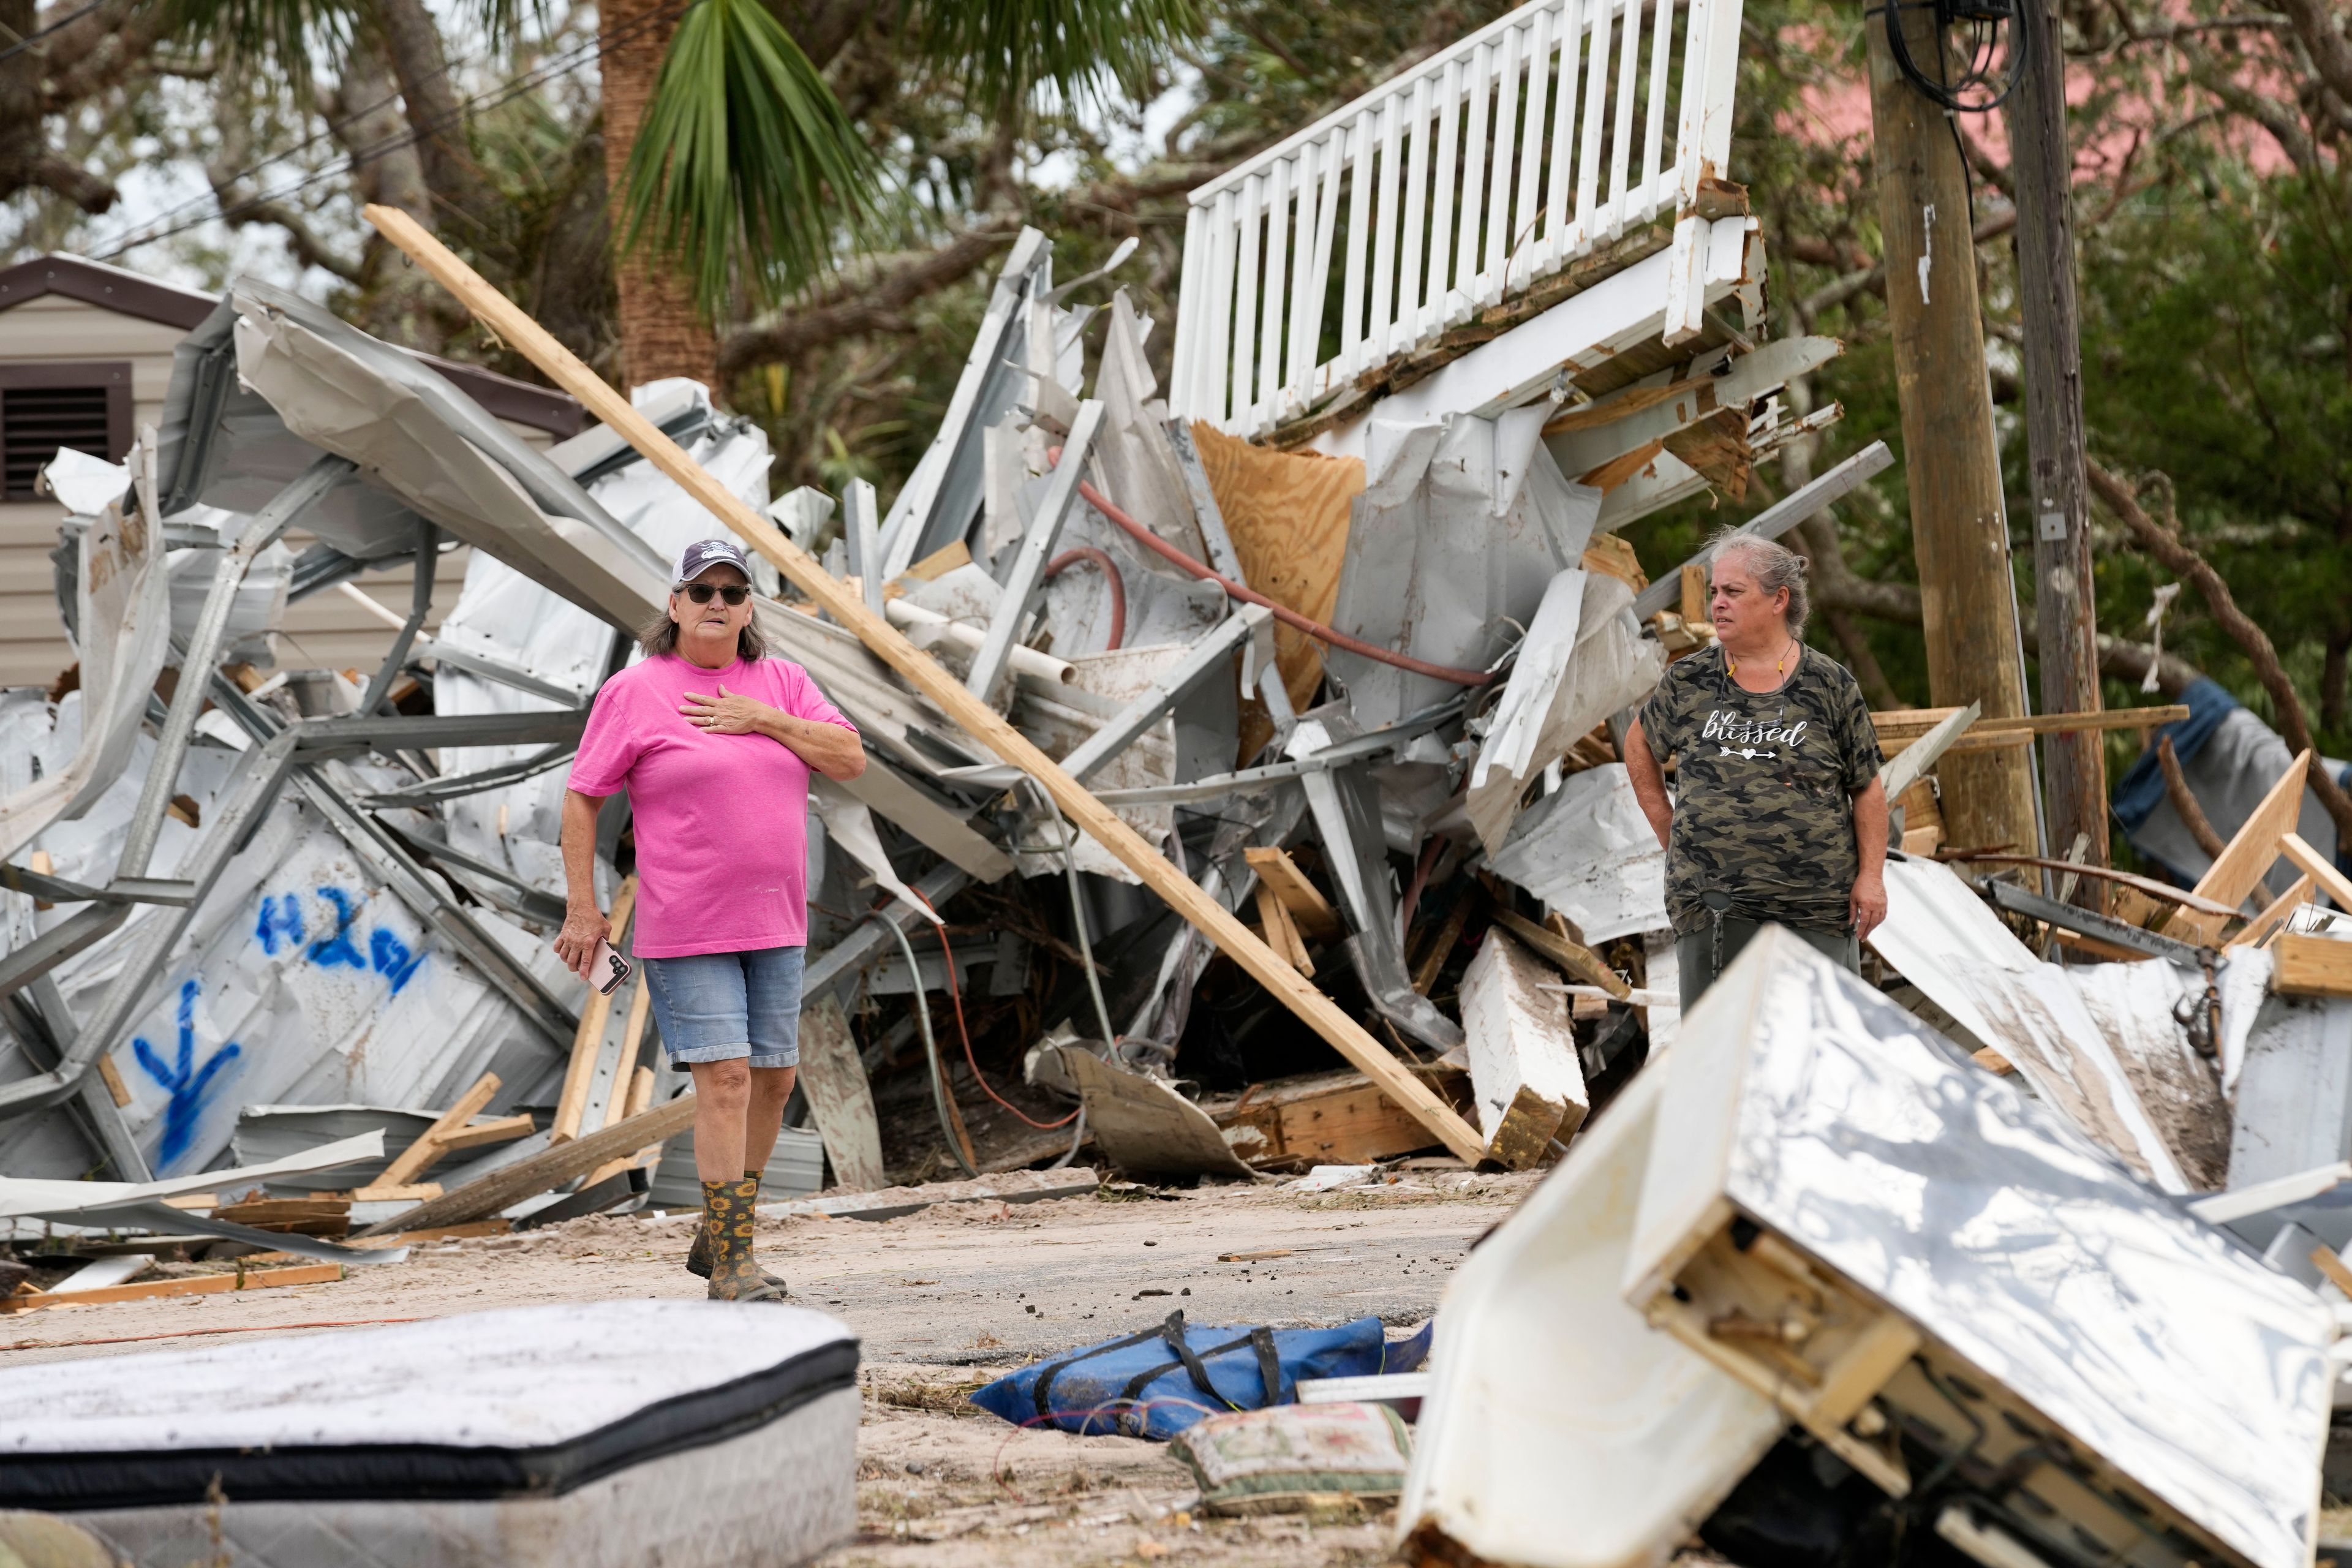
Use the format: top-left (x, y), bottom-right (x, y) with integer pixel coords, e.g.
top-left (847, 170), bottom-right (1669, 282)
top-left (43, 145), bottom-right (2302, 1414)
top-left (568, 652), bottom-right (858, 957)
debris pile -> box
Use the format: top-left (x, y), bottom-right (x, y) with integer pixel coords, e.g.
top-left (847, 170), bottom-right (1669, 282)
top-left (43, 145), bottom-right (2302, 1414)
top-left (0, 217), bottom-right (2343, 1292)
top-left (1, 0), bottom-right (2349, 1553)
top-left (0, 208), bottom-right (1864, 1241)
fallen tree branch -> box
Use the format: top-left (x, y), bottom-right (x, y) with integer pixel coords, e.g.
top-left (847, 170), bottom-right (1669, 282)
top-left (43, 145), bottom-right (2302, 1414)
top-left (2087, 458), bottom-right (2352, 845)
top-left (717, 221), bottom-right (1022, 377)
top-left (2158, 735), bottom-right (2230, 858)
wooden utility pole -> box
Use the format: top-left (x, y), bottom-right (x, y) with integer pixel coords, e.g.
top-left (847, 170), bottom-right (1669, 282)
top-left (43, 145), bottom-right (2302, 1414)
top-left (2005, 0), bottom-right (2107, 906)
top-left (1863, 2), bottom-right (2041, 858)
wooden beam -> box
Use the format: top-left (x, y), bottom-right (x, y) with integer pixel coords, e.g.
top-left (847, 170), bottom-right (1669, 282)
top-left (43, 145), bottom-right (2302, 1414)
top-left (353, 1091), bottom-right (701, 1237)
top-left (1864, 0), bottom-right (2037, 862)
top-left (1243, 847), bottom-right (1341, 939)
top-left (2281, 833), bottom-right (2352, 915)
top-left (600, 982), bottom-right (655, 1134)
top-left (0, 1263), bottom-right (341, 1313)
top-left (1253, 882), bottom-right (1313, 977)
top-left (794, 995), bottom-right (886, 1193)
top-left (2228, 875), bottom-right (2312, 951)
top-left (351, 1181), bottom-right (443, 1203)
top-left (435, 1112), bottom-right (536, 1152)
top-left (586, 1068), bottom-right (661, 1186)
top-left (2171, 752), bottom-right (2310, 944)
top-left (1208, 1071), bottom-right (1441, 1167)
top-left (1679, 562), bottom-right (1708, 628)
top-left (1874, 705), bottom-right (2185, 736)
top-left (1411, 888), bottom-right (1478, 996)
top-left (1491, 908), bottom-right (1630, 1000)
top-left (1460, 929), bottom-right (1587, 1169)
top-left (1874, 705), bottom-right (2188, 744)
top-left (551, 873), bottom-right (637, 1143)
top-left (364, 205), bottom-right (1485, 1165)
top-left (2270, 933), bottom-right (2352, 1000)
top-left (2309, 1245), bottom-right (2352, 1298)
top-left (374, 1071), bottom-right (502, 1188)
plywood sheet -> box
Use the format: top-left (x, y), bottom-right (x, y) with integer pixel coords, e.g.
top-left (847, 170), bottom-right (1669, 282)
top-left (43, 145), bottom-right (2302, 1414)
top-left (1191, 421), bottom-right (1362, 758)
top-left (796, 995), bottom-right (886, 1193)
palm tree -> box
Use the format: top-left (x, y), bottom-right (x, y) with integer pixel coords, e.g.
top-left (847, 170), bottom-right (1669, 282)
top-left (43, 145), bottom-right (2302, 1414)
top-left (164, 0), bottom-right (1199, 392)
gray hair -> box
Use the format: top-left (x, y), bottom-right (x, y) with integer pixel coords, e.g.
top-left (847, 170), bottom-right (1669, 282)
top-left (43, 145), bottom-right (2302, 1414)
top-left (1706, 528), bottom-right (1810, 636)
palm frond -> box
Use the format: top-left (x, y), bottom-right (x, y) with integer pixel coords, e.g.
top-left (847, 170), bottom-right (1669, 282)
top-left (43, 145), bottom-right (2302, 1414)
top-left (154, 0), bottom-right (355, 80)
top-left (619, 0), bottom-right (880, 318)
top-left (908, 0), bottom-right (1204, 114)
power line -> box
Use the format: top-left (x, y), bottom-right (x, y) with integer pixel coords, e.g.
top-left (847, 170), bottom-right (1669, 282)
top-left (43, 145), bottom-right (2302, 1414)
top-left (84, 43), bottom-right (489, 256)
top-left (0, 0), bottom-right (115, 65)
top-left (92, 0), bottom-right (693, 263)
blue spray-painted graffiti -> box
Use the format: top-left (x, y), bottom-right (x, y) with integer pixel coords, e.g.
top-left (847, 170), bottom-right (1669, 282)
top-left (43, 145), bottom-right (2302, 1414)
top-left (369, 928), bottom-right (424, 993)
top-left (254, 892), bottom-right (303, 956)
top-left (130, 979), bottom-right (241, 1169)
top-left (306, 886), bottom-right (366, 969)
top-left (253, 886), bottom-right (429, 992)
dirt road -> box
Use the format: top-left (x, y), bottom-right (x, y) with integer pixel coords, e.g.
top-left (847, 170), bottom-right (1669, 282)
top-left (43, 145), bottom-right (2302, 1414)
top-left (2, 1169), bottom-right (1540, 1566)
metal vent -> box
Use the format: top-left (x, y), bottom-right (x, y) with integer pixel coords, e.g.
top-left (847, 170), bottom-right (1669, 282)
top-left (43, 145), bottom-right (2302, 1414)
top-left (2, 382), bottom-right (113, 500)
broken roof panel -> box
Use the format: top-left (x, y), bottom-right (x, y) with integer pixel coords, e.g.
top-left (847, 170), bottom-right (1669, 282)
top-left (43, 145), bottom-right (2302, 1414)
top-left (1630, 929), bottom-right (2331, 1568)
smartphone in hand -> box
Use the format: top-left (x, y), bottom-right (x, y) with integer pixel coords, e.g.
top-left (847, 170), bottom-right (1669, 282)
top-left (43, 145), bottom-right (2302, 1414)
top-left (588, 937), bottom-right (632, 996)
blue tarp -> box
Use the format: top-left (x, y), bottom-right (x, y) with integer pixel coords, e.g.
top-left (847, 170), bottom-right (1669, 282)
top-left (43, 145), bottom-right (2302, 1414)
top-left (2110, 677), bottom-right (2352, 882)
top-left (2111, 678), bottom-right (2241, 834)
top-left (2117, 682), bottom-right (2239, 842)
top-left (968, 1310), bottom-right (1432, 1440)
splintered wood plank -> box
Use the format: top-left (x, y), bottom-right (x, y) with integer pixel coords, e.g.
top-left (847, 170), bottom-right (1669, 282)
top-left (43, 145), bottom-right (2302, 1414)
top-left (1679, 561), bottom-right (1708, 626)
top-left (1213, 1072), bottom-right (1441, 1167)
top-left (351, 1182), bottom-right (443, 1203)
top-left (552, 875), bottom-right (639, 1143)
top-left (375, 1070), bottom-right (503, 1188)
top-left (903, 540), bottom-right (971, 581)
top-left (353, 1093), bottom-right (702, 1237)
top-left (1254, 881), bottom-right (1314, 978)
top-left (2171, 752), bottom-right (2310, 944)
top-left (1491, 907), bottom-right (1629, 999)
top-left (600, 982), bottom-right (655, 1133)
top-left (436, 1113), bottom-right (536, 1152)
top-left (586, 1069), bottom-right (662, 1187)
top-left (365, 206), bottom-right (1485, 1165)
top-left (796, 994), bottom-right (887, 1193)
top-left (1243, 847), bottom-right (1343, 939)
top-left (2281, 832), bottom-right (2352, 916)
top-left (2229, 875), bottom-right (2312, 951)
top-left (1459, 928), bottom-right (1587, 1167)
top-left (214, 1197), bottom-right (350, 1237)
top-left (1871, 704), bottom-right (2190, 738)
top-left (1411, 888), bottom-right (1477, 995)
top-left (0, 1263), bottom-right (342, 1313)
top-left (2270, 933), bottom-right (2352, 999)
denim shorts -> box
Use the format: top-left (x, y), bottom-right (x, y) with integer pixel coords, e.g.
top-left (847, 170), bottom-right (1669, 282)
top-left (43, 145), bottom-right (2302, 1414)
top-left (640, 945), bottom-right (806, 1068)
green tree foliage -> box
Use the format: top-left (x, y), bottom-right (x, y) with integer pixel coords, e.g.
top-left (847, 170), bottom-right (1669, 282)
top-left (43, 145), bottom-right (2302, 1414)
top-left (6, 0), bottom-right (2350, 777)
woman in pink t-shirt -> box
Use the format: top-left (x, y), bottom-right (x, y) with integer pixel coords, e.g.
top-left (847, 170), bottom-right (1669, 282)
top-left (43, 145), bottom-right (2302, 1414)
top-left (554, 538), bottom-right (864, 1303)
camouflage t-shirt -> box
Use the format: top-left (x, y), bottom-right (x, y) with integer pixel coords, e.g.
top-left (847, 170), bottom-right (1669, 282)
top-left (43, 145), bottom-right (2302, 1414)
top-left (1637, 644), bottom-right (1882, 937)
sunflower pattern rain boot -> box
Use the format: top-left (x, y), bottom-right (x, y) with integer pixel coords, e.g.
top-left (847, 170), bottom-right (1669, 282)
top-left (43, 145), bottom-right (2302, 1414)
top-left (688, 1172), bottom-right (786, 1293)
top-left (701, 1175), bottom-right (783, 1302)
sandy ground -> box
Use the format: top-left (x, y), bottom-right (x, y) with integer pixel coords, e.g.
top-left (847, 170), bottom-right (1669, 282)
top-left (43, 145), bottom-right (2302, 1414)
top-left (1, 1169), bottom-right (1540, 1566)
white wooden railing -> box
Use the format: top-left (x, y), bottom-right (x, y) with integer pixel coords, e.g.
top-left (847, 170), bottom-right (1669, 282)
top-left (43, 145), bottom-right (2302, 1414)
top-left (1170, 0), bottom-right (1743, 440)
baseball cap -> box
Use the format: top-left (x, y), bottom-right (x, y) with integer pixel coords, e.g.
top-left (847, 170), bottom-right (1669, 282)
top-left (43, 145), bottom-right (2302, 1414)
top-left (673, 538), bottom-right (752, 587)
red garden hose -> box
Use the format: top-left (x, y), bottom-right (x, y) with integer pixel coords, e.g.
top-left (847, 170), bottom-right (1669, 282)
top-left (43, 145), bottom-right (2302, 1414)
top-left (1042, 547), bottom-right (1126, 650)
top-left (1048, 446), bottom-right (1497, 687)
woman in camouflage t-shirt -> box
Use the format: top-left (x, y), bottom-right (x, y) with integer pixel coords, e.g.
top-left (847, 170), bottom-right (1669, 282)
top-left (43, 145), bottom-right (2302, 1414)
top-left (1623, 532), bottom-right (1889, 1011)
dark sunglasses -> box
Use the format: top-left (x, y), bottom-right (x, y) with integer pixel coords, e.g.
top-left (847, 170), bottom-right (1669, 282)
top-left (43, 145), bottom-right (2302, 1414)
top-left (681, 582), bottom-right (750, 606)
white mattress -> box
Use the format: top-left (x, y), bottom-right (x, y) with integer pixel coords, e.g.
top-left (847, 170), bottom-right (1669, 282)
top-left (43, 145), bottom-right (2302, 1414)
top-left (0, 1302), bottom-right (859, 1547)
top-left (65, 1386), bottom-right (860, 1568)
